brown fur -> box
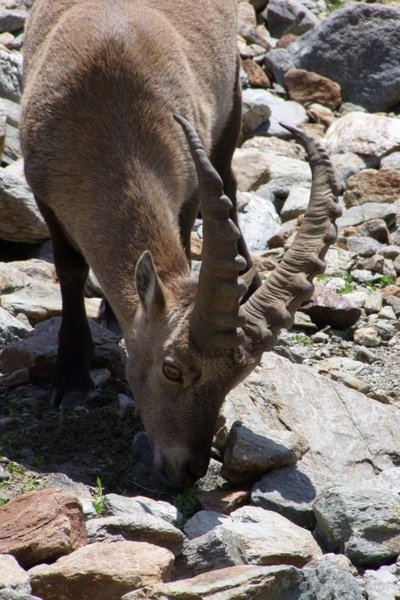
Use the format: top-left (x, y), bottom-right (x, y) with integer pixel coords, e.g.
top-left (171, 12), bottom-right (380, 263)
top-left (21, 0), bottom-right (258, 486)
top-left (21, 0), bottom-right (339, 487)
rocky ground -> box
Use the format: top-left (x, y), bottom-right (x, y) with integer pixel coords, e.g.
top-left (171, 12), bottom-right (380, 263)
top-left (0, 0), bottom-right (400, 598)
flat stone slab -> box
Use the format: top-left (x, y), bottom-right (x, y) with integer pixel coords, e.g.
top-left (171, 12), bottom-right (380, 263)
top-left (29, 541), bottom-right (174, 600)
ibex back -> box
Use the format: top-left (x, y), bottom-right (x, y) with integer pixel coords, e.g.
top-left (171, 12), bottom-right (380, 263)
top-left (21, 0), bottom-right (340, 487)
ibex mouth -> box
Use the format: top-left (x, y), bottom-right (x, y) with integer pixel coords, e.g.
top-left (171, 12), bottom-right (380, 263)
top-left (153, 445), bottom-right (208, 488)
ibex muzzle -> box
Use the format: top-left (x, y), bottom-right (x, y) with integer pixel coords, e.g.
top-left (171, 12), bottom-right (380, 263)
top-left (20, 1), bottom-right (340, 487)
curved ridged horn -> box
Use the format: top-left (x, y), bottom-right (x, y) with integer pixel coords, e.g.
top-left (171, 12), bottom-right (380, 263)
top-left (174, 113), bottom-right (247, 350)
top-left (241, 124), bottom-right (341, 351)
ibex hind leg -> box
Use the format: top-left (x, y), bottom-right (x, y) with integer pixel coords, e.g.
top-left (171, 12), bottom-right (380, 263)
top-left (37, 201), bottom-right (94, 409)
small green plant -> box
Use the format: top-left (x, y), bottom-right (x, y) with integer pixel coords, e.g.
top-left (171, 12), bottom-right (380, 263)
top-left (0, 498), bottom-right (9, 507)
top-left (24, 478), bottom-right (41, 493)
top-left (337, 274), bottom-right (355, 295)
top-left (292, 334), bottom-right (313, 346)
top-left (380, 275), bottom-right (396, 286)
top-left (92, 476), bottom-right (105, 514)
top-left (7, 462), bottom-right (26, 475)
top-left (365, 274), bottom-right (396, 292)
top-left (172, 485), bottom-right (200, 526)
top-left (327, 0), bottom-right (345, 12)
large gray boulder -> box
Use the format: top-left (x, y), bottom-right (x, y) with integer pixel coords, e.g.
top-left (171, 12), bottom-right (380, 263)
top-left (220, 353), bottom-right (400, 522)
top-left (265, 3), bottom-right (400, 112)
top-left (314, 484), bottom-right (400, 567)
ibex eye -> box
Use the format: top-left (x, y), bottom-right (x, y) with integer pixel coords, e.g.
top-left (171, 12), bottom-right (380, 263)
top-left (162, 362), bottom-right (182, 382)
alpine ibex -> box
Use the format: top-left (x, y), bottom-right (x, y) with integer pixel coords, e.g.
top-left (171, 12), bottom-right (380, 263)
top-left (21, 0), bottom-right (340, 486)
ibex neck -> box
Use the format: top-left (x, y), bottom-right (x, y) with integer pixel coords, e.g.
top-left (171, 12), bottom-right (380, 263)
top-left (93, 162), bottom-right (190, 331)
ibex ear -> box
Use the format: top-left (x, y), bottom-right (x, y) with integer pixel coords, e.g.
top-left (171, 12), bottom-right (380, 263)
top-left (135, 251), bottom-right (166, 319)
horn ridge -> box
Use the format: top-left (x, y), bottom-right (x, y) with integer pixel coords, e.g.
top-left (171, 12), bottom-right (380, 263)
top-left (242, 124), bottom-right (341, 351)
top-left (174, 113), bottom-right (246, 351)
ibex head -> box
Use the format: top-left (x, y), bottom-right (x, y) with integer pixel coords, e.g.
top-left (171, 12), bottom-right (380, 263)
top-left (125, 115), bottom-right (340, 487)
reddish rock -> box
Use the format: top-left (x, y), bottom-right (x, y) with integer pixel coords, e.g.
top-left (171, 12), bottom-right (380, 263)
top-left (242, 59), bottom-right (271, 89)
top-left (344, 168), bottom-right (400, 208)
top-left (306, 104), bottom-right (335, 129)
top-left (381, 284), bottom-right (400, 300)
top-left (276, 33), bottom-right (297, 49)
top-left (29, 541), bottom-right (174, 600)
top-left (0, 488), bottom-right (87, 568)
top-left (190, 233), bottom-right (202, 261)
top-left (284, 68), bottom-right (342, 110)
top-left (197, 489), bottom-right (250, 515)
top-left (232, 148), bottom-right (271, 192)
top-left (300, 284), bottom-right (362, 329)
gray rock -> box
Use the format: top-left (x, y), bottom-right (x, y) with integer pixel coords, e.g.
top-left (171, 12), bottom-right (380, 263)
top-left (256, 152), bottom-right (311, 198)
top-left (363, 562), bottom-right (400, 600)
top-left (251, 90), bottom-right (308, 138)
top-left (316, 356), bottom-right (372, 380)
top-left (177, 506), bottom-right (321, 579)
top-left (0, 259), bottom-right (100, 324)
top-left (0, 97), bottom-right (20, 128)
top-left (280, 186), bottom-right (310, 221)
top-left (385, 295), bottom-right (400, 316)
top-left (184, 511), bottom-right (230, 540)
top-left (378, 244), bottom-right (400, 260)
top-left (303, 556), bottom-right (365, 599)
top-left (0, 591), bottom-right (41, 600)
top-left (86, 514), bottom-right (184, 554)
top-left (126, 565), bottom-right (305, 600)
top-left (265, 3), bottom-right (400, 112)
top-left (0, 554), bottom-right (31, 594)
top-left (241, 134), bottom-right (307, 160)
top-left (103, 493), bottom-right (181, 526)
top-left (331, 152), bottom-right (367, 193)
top-left (346, 236), bottom-right (384, 257)
top-left (252, 466), bottom-right (317, 529)
top-left (173, 527), bottom-right (246, 579)
top-left (313, 484), bottom-right (400, 567)
top-left (0, 160), bottom-right (48, 243)
top-left (241, 88), bottom-right (272, 136)
top-left (353, 326), bottom-right (381, 348)
top-left (42, 473), bottom-right (96, 517)
top-left (0, 47), bottom-right (22, 102)
top-left (4, 121), bottom-right (21, 163)
top-left (0, 316), bottom-right (125, 382)
top-left (237, 191), bottom-right (281, 253)
top-left (0, 10), bottom-right (25, 33)
top-left (381, 151), bottom-right (400, 170)
top-left (221, 421), bottom-right (308, 484)
top-left (223, 353), bottom-right (400, 497)
top-left (0, 307), bottom-right (31, 348)
top-left (224, 506), bottom-right (322, 567)
top-left (265, 0), bottom-right (319, 38)
top-left (378, 305), bottom-right (397, 321)
top-left (372, 317), bottom-right (397, 341)
top-left (337, 202), bottom-right (400, 229)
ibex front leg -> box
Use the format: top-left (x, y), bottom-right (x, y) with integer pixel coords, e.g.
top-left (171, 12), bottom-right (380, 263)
top-left (38, 201), bottom-right (94, 408)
